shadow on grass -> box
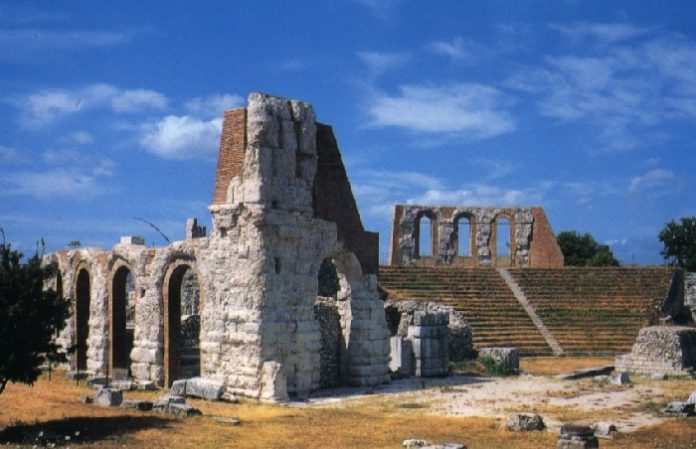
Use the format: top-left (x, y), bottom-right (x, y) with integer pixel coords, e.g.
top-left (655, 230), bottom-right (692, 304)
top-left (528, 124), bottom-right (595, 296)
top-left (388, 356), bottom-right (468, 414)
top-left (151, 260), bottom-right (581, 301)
top-left (0, 415), bottom-right (173, 445)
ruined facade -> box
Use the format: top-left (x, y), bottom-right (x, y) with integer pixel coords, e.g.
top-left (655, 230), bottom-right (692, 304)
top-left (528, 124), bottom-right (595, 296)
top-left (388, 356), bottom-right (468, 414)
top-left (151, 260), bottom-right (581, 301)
top-left (44, 93), bottom-right (391, 400)
top-left (388, 205), bottom-right (563, 267)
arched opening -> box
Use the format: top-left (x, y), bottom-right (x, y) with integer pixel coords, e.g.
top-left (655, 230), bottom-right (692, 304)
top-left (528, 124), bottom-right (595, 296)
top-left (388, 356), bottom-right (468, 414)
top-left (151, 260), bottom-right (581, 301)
top-left (164, 264), bottom-right (200, 387)
top-left (314, 257), bottom-right (344, 389)
top-left (417, 215), bottom-right (433, 257)
top-left (456, 215), bottom-right (472, 257)
top-left (495, 216), bottom-right (512, 266)
top-left (110, 266), bottom-right (135, 378)
top-left (55, 269), bottom-right (63, 298)
top-left (75, 268), bottom-right (90, 371)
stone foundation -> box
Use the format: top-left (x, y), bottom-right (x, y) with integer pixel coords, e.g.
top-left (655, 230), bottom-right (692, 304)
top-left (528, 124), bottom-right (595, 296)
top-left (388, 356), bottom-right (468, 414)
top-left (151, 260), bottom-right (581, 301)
top-left (615, 326), bottom-right (696, 377)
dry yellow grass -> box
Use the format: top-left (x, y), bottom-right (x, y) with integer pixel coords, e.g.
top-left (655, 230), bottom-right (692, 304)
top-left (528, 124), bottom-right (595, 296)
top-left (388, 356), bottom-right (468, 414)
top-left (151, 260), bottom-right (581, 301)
top-left (520, 356), bottom-right (615, 376)
top-left (0, 367), bottom-right (694, 449)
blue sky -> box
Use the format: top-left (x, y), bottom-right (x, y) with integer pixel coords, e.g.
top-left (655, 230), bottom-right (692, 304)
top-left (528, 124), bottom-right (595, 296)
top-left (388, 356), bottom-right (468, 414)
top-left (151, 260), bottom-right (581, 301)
top-left (1, 1), bottom-right (695, 265)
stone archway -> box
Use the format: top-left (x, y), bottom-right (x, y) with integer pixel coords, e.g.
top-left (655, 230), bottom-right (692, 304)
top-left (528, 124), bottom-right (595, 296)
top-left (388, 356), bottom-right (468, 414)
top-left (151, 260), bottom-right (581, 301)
top-left (163, 262), bottom-right (201, 387)
top-left (110, 264), bottom-right (136, 379)
top-left (74, 267), bottom-right (91, 371)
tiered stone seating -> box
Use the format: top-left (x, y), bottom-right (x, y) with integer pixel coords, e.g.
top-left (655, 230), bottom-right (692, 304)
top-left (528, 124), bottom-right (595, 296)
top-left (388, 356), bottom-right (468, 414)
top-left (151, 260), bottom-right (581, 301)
top-left (378, 266), bottom-right (552, 355)
top-left (508, 268), bottom-right (675, 355)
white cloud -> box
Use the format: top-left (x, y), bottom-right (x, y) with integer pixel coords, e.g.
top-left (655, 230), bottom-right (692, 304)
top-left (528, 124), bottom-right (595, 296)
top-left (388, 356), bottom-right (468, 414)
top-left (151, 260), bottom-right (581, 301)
top-left (42, 149), bottom-right (84, 165)
top-left (357, 51), bottom-right (411, 75)
top-left (367, 83), bottom-right (515, 137)
top-left (0, 146), bottom-right (27, 164)
top-left (407, 183), bottom-right (545, 207)
top-left (426, 36), bottom-right (482, 64)
top-left (65, 130), bottom-right (94, 145)
top-left (18, 83), bottom-right (168, 126)
top-left (629, 168), bottom-right (674, 193)
top-left (185, 93), bottom-right (244, 118)
top-left (507, 25), bottom-right (696, 151)
top-left (0, 28), bottom-right (131, 60)
top-left (2, 168), bottom-right (106, 198)
top-left (112, 89), bottom-right (168, 113)
top-left (140, 115), bottom-right (223, 160)
top-left (550, 22), bottom-right (653, 44)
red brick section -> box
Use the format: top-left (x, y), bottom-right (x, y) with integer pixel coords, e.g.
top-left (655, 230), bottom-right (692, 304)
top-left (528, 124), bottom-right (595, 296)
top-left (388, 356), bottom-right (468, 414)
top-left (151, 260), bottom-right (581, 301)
top-left (313, 124), bottom-right (379, 274)
top-left (212, 108), bottom-right (247, 205)
top-left (529, 207), bottom-right (564, 267)
top-left (389, 205), bottom-right (405, 265)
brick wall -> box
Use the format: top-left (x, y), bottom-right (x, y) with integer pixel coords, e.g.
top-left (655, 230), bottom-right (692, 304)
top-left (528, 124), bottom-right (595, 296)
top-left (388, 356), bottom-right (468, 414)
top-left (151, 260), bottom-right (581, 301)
top-left (529, 207), bottom-right (564, 268)
top-left (212, 108), bottom-right (247, 205)
top-left (313, 124), bottom-right (379, 274)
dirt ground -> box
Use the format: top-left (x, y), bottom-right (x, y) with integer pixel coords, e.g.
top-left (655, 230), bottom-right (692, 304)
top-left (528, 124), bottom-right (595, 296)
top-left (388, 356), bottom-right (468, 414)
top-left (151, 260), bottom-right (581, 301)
top-left (0, 358), bottom-right (694, 449)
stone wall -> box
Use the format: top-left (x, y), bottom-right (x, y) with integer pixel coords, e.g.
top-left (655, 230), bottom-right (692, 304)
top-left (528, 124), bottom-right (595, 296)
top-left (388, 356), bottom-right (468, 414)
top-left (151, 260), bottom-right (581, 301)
top-left (44, 93), bottom-right (390, 400)
top-left (685, 273), bottom-right (696, 321)
top-left (388, 205), bottom-right (563, 268)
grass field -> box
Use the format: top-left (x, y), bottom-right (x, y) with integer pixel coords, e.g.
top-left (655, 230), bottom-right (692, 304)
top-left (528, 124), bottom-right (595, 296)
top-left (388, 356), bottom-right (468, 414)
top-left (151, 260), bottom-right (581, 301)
top-left (0, 359), bottom-right (694, 449)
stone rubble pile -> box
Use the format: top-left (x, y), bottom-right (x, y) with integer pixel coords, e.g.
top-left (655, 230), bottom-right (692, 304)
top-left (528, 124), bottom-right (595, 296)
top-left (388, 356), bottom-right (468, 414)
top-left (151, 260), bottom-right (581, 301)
top-left (615, 326), bottom-right (696, 377)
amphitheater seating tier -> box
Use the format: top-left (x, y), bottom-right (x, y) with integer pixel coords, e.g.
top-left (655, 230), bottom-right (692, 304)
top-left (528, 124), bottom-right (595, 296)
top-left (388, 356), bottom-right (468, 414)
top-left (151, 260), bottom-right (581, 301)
top-left (379, 266), bottom-right (676, 356)
top-left (507, 267), bottom-right (674, 355)
top-left (379, 266), bottom-right (552, 355)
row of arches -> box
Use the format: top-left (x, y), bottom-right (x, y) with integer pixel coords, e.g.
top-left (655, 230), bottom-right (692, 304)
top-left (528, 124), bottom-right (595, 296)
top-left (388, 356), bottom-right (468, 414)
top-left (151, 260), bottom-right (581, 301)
top-left (56, 260), bottom-right (201, 387)
top-left (416, 214), bottom-right (512, 259)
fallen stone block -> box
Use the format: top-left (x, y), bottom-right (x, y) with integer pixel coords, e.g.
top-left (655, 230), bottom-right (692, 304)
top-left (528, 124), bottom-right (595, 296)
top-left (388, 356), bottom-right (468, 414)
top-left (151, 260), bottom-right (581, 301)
top-left (664, 401), bottom-right (695, 417)
top-left (81, 394), bottom-right (93, 404)
top-left (170, 379), bottom-right (187, 396)
top-left (120, 399), bottom-right (153, 411)
top-left (557, 425), bottom-right (598, 449)
top-left (651, 372), bottom-right (668, 381)
top-left (136, 380), bottom-right (158, 391)
top-left (687, 391), bottom-right (696, 405)
top-left (593, 422), bottom-right (617, 439)
top-left (221, 391), bottom-right (240, 403)
top-left (610, 372), bottom-right (630, 385)
top-left (185, 377), bottom-right (226, 400)
top-left (168, 403), bottom-right (202, 418)
top-left (153, 394), bottom-right (186, 411)
top-left (94, 388), bottom-right (123, 407)
top-left (109, 380), bottom-right (135, 391)
top-left (505, 413), bottom-right (545, 431)
top-left (403, 440), bottom-right (429, 448)
top-left (479, 348), bottom-right (520, 375)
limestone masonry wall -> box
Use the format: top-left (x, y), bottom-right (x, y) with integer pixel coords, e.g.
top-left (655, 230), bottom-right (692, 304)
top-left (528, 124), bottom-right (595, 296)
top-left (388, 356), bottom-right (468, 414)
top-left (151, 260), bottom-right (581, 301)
top-left (388, 205), bottom-right (563, 267)
top-left (44, 93), bottom-right (390, 400)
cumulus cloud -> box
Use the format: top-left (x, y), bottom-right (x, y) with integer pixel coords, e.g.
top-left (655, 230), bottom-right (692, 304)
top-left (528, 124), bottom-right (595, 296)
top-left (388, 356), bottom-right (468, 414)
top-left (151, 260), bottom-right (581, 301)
top-left (367, 83), bottom-right (515, 137)
top-left (140, 115), bottom-right (223, 160)
top-left (111, 89), bottom-right (168, 112)
top-left (184, 93), bottom-right (244, 118)
top-left (628, 168), bottom-right (674, 193)
top-left (357, 51), bottom-right (411, 75)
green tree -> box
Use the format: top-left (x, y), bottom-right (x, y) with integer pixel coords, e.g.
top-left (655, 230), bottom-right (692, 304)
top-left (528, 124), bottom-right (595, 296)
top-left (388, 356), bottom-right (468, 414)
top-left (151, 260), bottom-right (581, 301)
top-left (556, 231), bottom-right (621, 267)
top-left (658, 216), bottom-right (696, 271)
top-left (0, 235), bottom-right (70, 394)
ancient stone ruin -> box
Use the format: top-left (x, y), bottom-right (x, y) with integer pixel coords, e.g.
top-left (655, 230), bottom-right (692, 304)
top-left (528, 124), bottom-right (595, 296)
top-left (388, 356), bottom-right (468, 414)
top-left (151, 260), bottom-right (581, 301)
top-left (389, 205), bottom-right (564, 267)
top-left (615, 325), bottom-right (696, 377)
top-left (44, 93), bottom-right (391, 400)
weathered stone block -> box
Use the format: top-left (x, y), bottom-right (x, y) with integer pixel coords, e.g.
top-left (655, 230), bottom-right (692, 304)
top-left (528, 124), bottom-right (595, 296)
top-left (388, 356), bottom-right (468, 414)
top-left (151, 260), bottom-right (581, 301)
top-left (505, 413), bottom-right (545, 431)
top-left (94, 388), bottom-right (123, 407)
top-left (479, 347), bottom-right (520, 375)
top-left (120, 399), bottom-right (153, 411)
top-left (186, 377), bottom-right (226, 400)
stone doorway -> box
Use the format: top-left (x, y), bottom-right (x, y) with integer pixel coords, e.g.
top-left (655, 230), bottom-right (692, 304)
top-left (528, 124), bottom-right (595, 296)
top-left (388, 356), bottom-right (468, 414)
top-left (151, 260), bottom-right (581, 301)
top-left (75, 268), bottom-right (90, 371)
top-left (163, 263), bottom-right (201, 387)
